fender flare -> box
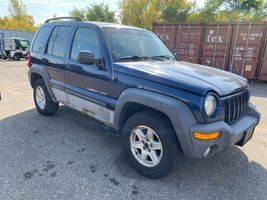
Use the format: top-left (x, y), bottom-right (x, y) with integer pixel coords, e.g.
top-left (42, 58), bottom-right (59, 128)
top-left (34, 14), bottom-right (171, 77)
top-left (113, 88), bottom-right (197, 158)
top-left (28, 64), bottom-right (56, 102)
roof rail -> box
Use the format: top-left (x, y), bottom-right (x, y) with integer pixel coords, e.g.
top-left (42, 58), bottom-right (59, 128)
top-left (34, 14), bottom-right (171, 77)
top-left (45, 16), bottom-right (83, 23)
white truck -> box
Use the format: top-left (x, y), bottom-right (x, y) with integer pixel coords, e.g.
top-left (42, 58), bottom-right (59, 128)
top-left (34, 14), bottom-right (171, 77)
top-left (0, 37), bottom-right (30, 60)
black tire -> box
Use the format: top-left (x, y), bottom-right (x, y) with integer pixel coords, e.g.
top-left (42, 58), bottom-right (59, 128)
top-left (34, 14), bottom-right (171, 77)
top-left (13, 54), bottom-right (20, 61)
top-left (33, 79), bottom-right (59, 116)
top-left (121, 110), bottom-right (181, 179)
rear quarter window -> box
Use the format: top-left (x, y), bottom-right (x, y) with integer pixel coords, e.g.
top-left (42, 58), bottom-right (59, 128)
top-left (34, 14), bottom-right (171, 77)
top-left (32, 26), bottom-right (51, 52)
top-left (48, 26), bottom-right (72, 57)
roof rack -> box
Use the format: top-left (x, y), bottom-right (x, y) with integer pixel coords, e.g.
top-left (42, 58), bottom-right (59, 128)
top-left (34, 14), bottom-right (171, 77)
top-left (45, 16), bottom-right (83, 23)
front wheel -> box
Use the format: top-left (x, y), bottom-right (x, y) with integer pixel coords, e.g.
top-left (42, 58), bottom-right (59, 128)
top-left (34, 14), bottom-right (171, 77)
top-left (121, 110), bottom-right (181, 179)
top-left (13, 54), bottom-right (20, 61)
top-left (33, 79), bottom-right (59, 116)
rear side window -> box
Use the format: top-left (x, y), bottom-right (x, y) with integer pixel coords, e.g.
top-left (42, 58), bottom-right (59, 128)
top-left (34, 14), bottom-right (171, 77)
top-left (47, 27), bottom-right (59, 55)
top-left (71, 28), bottom-right (101, 60)
top-left (46, 26), bottom-right (72, 57)
top-left (32, 27), bottom-right (50, 52)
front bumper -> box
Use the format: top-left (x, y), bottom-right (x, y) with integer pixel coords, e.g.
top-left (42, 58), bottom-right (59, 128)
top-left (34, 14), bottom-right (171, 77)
top-left (189, 103), bottom-right (260, 159)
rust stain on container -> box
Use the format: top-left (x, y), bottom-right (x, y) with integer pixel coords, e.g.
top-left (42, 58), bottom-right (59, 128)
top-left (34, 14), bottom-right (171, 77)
top-left (202, 24), bottom-right (232, 70)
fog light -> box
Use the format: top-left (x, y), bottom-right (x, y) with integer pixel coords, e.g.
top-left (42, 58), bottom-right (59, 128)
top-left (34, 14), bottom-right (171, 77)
top-left (194, 131), bottom-right (221, 140)
top-left (203, 147), bottom-right (211, 157)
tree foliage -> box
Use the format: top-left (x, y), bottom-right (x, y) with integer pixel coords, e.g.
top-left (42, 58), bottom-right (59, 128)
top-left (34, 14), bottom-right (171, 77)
top-left (119, 0), bottom-right (161, 30)
top-left (189, 0), bottom-right (266, 23)
top-left (0, 0), bottom-right (37, 32)
top-left (70, 3), bottom-right (117, 23)
top-left (119, 0), bottom-right (267, 29)
top-left (161, 0), bottom-right (196, 23)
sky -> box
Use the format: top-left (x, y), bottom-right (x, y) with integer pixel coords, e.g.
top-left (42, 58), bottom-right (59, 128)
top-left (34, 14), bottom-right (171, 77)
top-left (0, 0), bottom-right (205, 25)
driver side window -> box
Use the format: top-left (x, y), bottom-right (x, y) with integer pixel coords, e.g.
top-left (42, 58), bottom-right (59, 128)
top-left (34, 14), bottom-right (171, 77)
top-left (71, 28), bottom-right (101, 60)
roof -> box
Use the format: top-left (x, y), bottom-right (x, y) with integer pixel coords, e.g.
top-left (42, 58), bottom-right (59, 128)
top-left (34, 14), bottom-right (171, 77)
top-left (45, 20), bottom-right (147, 32)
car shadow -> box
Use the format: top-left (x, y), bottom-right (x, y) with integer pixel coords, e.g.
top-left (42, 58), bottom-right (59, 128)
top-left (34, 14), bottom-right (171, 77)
top-left (1, 106), bottom-right (266, 199)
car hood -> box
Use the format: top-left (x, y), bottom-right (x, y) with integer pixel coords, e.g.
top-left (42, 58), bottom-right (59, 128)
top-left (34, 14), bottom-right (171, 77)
top-left (113, 60), bottom-right (248, 96)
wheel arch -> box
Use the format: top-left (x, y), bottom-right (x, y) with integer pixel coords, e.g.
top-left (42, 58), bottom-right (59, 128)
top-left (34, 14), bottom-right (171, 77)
top-left (28, 64), bottom-right (57, 102)
top-left (113, 88), bottom-right (198, 158)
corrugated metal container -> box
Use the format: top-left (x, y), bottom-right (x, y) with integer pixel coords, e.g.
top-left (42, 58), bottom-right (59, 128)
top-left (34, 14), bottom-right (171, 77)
top-left (0, 28), bottom-right (35, 43)
top-left (259, 55), bottom-right (267, 81)
top-left (153, 23), bottom-right (176, 51)
top-left (258, 46), bottom-right (267, 81)
top-left (202, 24), bottom-right (232, 70)
top-left (175, 24), bottom-right (203, 63)
top-left (257, 27), bottom-right (267, 81)
top-left (228, 23), bottom-right (266, 80)
top-left (153, 22), bottom-right (267, 80)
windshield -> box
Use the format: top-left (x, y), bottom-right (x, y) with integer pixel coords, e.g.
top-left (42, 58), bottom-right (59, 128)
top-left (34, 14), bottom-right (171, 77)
top-left (104, 28), bottom-right (175, 62)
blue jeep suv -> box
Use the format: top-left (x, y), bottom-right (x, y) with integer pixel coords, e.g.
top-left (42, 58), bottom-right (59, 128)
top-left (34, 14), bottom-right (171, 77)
top-left (28, 17), bottom-right (260, 179)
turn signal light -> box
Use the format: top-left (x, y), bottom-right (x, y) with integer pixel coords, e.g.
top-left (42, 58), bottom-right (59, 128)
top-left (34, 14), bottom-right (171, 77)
top-left (194, 131), bottom-right (221, 140)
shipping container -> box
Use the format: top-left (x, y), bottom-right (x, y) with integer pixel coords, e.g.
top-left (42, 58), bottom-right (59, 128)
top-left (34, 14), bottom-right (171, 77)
top-left (153, 22), bottom-right (267, 80)
top-left (259, 55), bottom-right (267, 81)
top-left (175, 24), bottom-right (203, 63)
top-left (258, 29), bottom-right (267, 81)
top-left (201, 24), bottom-right (232, 70)
top-left (153, 23), bottom-right (176, 51)
top-left (227, 23), bottom-right (266, 80)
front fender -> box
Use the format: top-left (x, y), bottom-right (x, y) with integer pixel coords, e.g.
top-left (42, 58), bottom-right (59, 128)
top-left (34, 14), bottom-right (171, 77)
top-left (114, 88), bottom-right (198, 158)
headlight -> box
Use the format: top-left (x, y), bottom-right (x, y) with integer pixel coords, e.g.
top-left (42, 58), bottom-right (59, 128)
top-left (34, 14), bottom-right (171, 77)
top-left (204, 94), bottom-right (217, 117)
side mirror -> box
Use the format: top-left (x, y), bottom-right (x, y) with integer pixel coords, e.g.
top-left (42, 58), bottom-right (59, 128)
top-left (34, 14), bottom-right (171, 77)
top-left (77, 51), bottom-right (95, 65)
top-left (77, 51), bottom-right (105, 70)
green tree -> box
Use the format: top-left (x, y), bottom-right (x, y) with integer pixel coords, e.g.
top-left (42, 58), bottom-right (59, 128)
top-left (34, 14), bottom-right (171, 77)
top-left (188, 0), bottom-right (266, 23)
top-left (161, 0), bottom-right (196, 23)
top-left (0, 0), bottom-right (37, 32)
top-left (119, 0), bottom-right (161, 30)
top-left (70, 3), bottom-right (116, 23)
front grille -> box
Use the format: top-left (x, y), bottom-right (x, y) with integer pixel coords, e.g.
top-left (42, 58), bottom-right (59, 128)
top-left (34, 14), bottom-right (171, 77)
top-left (223, 90), bottom-right (250, 124)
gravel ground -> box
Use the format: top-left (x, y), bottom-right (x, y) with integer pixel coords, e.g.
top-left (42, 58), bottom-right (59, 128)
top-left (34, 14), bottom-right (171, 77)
top-left (0, 60), bottom-right (267, 200)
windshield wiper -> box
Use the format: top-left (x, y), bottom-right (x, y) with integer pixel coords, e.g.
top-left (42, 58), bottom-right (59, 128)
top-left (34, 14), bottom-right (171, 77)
top-left (118, 55), bottom-right (176, 62)
top-left (118, 56), bottom-right (150, 61)
top-left (150, 55), bottom-right (176, 60)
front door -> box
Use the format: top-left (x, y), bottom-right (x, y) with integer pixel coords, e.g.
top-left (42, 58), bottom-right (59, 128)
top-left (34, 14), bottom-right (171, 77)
top-left (65, 26), bottom-right (114, 125)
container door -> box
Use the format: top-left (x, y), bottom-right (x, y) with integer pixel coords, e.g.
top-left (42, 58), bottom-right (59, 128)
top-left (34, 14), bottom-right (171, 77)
top-left (228, 24), bottom-right (265, 80)
top-left (202, 24), bottom-right (232, 70)
top-left (175, 24), bottom-right (203, 64)
top-left (153, 23), bottom-right (176, 52)
top-left (258, 33), bottom-right (267, 81)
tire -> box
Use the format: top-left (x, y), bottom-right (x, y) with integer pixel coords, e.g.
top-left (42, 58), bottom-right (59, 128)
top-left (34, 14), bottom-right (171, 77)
top-left (121, 110), bottom-right (181, 179)
top-left (33, 79), bottom-right (59, 116)
top-left (13, 54), bottom-right (20, 61)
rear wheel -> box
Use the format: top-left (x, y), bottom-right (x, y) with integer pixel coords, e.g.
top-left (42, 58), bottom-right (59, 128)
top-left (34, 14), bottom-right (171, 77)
top-left (33, 79), bottom-right (58, 116)
top-left (121, 110), bottom-right (181, 179)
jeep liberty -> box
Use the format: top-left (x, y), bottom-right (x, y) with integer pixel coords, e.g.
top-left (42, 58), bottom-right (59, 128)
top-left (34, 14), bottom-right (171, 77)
top-left (27, 17), bottom-right (260, 179)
